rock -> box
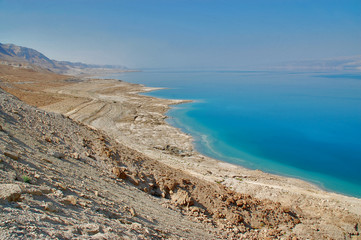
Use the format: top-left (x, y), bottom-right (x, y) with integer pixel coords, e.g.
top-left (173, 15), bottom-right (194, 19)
top-left (53, 152), bottom-right (65, 159)
top-left (24, 187), bottom-right (43, 196)
top-left (80, 223), bottom-right (101, 235)
top-left (171, 189), bottom-right (194, 206)
top-left (55, 182), bottom-right (67, 190)
top-left (229, 213), bottom-right (244, 224)
top-left (54, 190), bottom-right (64, 198)
top-left (49, 150), bottom-right (65, 159)
top-left (66, 226), bottom-right (81, 235)
top-left (41, 158), bottom-right (52, 163)
top-left (128, 175), bottom-right (140, 186)
top-left (189, 206), bottom-right (204, 213)
top-left (61, 195), bottom-right (77, 205)
top-left (39, 186), bottom-right (53, 194)
top-left (0, 125), bottom-right (3, 131)
top-left (90, 233), bottom-right (113, 240)
top-left (129, 207), bottom-right (136, 217)
top-left (71, 152), bottom-right (80, 160)
top-left (0, 184), bottom-right (22, 202)
top-left (112, 167), bottom-right (127, 179)
top-left (44, 202), bottom-right (58, 212)
top-left (4, 152), bottom-right (19, 160)
top-left (130, 222), bottom-right (142, 230)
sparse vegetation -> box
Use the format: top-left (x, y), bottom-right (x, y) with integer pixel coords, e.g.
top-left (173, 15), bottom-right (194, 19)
top-left (215, 179), bottom-right (224, 184)
top-left (21, 175), bottom-right (31, 183)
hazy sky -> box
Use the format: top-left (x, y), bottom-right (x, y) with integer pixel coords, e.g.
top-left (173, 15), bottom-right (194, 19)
top-left (0, 0), bottom-right (360, 69)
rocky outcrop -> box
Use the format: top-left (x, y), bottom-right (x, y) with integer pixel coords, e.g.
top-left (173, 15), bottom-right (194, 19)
top-left (171, 189), bottom-right (194, 206)
top-left (0, 184), bottom-right (22, 202)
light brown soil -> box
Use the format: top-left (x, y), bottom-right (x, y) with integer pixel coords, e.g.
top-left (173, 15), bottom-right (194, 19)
top-left (1, 63), bottom-right (361, 239)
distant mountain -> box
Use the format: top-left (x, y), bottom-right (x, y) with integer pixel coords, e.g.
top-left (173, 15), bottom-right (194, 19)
top-left (0, 43), bottom-right (63, 70)
top-left (0, 43), bottom-right (129, 75)
top-left (270, 56), bottom-right (361, 71)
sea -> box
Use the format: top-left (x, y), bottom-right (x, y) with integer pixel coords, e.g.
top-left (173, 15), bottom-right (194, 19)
top-left (107, 70), bottom-right (361, 198)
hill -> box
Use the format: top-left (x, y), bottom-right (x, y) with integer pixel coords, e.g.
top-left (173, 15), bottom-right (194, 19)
top-left (0, 43), bottom-right (129, 75)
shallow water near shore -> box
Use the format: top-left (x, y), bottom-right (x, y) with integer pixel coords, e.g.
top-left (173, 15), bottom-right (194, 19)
top-left (108, 70), bottom-right (361, 197)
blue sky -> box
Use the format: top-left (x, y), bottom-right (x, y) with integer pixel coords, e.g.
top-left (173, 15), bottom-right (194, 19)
top-left (0, 0), bottom-right (360, 69)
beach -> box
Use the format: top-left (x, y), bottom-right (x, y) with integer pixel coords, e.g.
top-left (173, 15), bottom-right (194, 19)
top-left (1, 64), bottom-right (361, 239)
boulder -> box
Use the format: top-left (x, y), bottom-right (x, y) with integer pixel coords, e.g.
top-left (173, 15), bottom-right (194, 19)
top-left (0, 184), bottom-right (22, 202)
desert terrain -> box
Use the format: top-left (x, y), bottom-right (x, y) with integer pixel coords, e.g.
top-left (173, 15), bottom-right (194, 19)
top-left (1, 64), bottom-right (361, 239)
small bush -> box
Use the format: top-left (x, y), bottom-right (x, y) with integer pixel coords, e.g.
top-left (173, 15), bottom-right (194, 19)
top-left (21, 175), bottom-right (31, 183)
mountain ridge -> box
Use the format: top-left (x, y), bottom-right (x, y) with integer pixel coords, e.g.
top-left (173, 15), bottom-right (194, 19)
top-left (0, 43), bottom-right (129, 75)
top-left (266, 55), bottom-right (361, 71)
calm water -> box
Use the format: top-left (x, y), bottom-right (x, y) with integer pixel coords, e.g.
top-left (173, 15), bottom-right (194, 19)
top-left (108, 70), bottom-right (361, 198)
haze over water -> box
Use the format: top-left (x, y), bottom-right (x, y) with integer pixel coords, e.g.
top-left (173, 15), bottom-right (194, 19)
top-left (110, 70), bottom-right (361, 198)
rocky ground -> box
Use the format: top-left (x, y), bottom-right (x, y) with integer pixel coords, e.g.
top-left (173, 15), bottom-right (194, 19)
top-left (0, 88), bottom-right (223, 239)
top-left (1, 64), bottom-right (361, 239)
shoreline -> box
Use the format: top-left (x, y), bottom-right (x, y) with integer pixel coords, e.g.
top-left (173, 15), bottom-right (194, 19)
top-left (162, 97), bottom-right (360, 198)
top-left (40, 78), bottom-right (361, 204)
top-left (142, 79), bottom-right (360, 199)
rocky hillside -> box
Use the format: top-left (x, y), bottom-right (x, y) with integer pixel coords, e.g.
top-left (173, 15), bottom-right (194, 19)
top-left (0, 88), bottom-right (217, 239)
top-left (0, 77), bottom-right (302, 239)
top-left (0, 43), bottom-right (128, 75)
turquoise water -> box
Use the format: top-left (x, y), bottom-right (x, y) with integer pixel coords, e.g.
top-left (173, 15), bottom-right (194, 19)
top-left (108, 70), bottom-right (361, 198)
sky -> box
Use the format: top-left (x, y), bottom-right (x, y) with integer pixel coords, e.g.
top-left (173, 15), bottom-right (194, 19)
top-left (0, 0), bottom-right (360, 69)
